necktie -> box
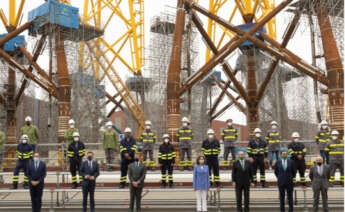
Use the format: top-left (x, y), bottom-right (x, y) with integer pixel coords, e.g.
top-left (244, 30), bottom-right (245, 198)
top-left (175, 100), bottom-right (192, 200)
top-left (283, 160), bottom-right (286, 171)
top-left (89, 161), bottom-right (92, 169)
top-left (241, 160), bottom-right (244, 169)
top-left (35, 161), bottom-right (38, 170)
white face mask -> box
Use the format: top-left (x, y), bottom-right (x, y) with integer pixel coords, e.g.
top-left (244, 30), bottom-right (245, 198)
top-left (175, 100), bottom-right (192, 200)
top-left (146, 126), bottom-right (151, 130)
top-left (272, 125), bottom-right (277, 130)
top-left (227, 122), bottom-right (232, 126)
top-left (332, 136), bottom-right (338, 140)
top-left (293, 138), bottom-right (299, 142)
top-left (182, 123), bottom-right (188, 127)
top-left (69, 124), bottom-right (75, 129)
top-left (255, 133), bottom-right (261, 138)
top-left (164, 138), bottom-right (169, 143)
top-left (321, 125), bottom-right (327, 130)
top-left (208, 135), bottom-right (214, 140)
top-left (33, 157), bottom-right (39, 162)
top-left (74, 137), bottom-right (79, 142)
top-left (107, 126), bottom-right (112, 130)
top-left (22, 139), bottom-right (28, 144)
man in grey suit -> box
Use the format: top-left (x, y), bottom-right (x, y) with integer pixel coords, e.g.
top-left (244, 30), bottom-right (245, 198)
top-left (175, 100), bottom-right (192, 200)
top-left (309, 156), bottom-right (331, 212)
top-left (128, 152), bottom-right (147, 212)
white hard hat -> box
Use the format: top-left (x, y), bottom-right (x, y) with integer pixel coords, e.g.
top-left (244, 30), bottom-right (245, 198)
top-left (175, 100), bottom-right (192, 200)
top-left (181, 117), bottom-right (190, 123)
top-left (21, 134), bottom-right (29, 140)
top-left (162, 134), bottom-right (169, 139)
top-left (320, 120), bottom-right (328, 125)
top-left (254, 128), bottom-right (262, 133)
top-left (72, 132), bottom-right (80, 137)
top-left (68, 119), bottom-right (75, 125)
top-left (124, 127), bottom-right (132, 133)
top-left (207, 128), bottom-right (215, 134)
top-left (145, 120), bottom-right (152, 126)
top-left (271, 121), bottom-right (278, 126)
top-left (25, 116), bottom-right (32, 122)
top-left (331, 130), bottom-right (339, 135)
top-left (292, 132), bottom-right (300, 138)
top-left (106, 121), bottom-right (113, 127)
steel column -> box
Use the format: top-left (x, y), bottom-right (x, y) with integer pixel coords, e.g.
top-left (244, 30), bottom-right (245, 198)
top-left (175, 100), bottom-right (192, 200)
top-left (315, 1), bottom-right (344, 134)
top-left (55, 32), bottom-right (71, 143)
top-left (166, 0), bottom-right (186, 142)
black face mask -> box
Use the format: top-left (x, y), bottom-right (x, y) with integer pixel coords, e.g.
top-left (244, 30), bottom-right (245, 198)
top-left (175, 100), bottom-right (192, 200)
top-left (134, 157), bottom-right (139, 162)
top-left (317, 162), bottom-right (322, 166)
top-left (87, 156), bottom-right (93, 161)
top-left (26, 122), bottom-right (31, 126)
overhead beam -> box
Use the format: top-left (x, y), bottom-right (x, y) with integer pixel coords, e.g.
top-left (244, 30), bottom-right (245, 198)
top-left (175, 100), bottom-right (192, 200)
top-left (212, 76), bottom-right (246, 113)
top-left (257, 11), bottom-right (301, 102)
top-left (211, 96), bottom-right (240, 121)
top-left (191, 1), bottom-right (328, 86)
top-left (0, 48), bottom-right (57, 97)
top-left (0, 21), bottom-right (32, 46)
top-left (190, 12), bottom-right (249, 103)
top-left (180, 0), bottom-right (291, 96)
top-left (15, 34), bottom-right (48, 105)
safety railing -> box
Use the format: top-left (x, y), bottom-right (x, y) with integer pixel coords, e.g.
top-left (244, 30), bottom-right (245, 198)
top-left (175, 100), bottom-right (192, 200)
top-left (0, 187), bottom-right (342, 211)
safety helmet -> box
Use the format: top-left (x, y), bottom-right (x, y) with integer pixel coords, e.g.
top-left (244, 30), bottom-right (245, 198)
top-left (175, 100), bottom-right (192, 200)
top-left (207, 129), bottom-right (215, 134)
top-left (145, 120), bottom-right (152, 126)
top-left (25, 116), bottom-right (32, 122)
top-left (72, 132), bottom-right (80, 137)
top-left (291, 132), bottom-right (300, 138)
top-left (181, 117), bottom-right (190, 123)
top-left (68, 119), bottom-right (75, 125)
top-left (106, 121), bottom-right (113, 127)
top-left (162, 134), bottom-right (170, 139)
top-left (124, 127), bottom-right (132, 133)
top-left (254, 128), bottom-right (262, 133)
top-left (21, 134), bottom-right (29, 140)
top-left (271, 121), bottom-right (278, 126)
top-left (331, 130), bottom-right (339, 136)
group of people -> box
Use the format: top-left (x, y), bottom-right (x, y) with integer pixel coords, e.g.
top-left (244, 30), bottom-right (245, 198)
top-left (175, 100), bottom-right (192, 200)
top-left (0, 115), bottom-right (343, 212)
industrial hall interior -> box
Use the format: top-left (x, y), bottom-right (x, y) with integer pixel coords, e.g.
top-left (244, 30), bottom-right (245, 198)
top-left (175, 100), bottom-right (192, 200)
top-left (0, 0), bottom-right (343, 211)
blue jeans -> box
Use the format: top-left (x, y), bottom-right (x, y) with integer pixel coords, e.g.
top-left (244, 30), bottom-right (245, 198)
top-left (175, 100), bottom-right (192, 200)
top-left (269, 151), bottom-right (280, 167)
top-left (320, 150), bottom-right (329, 164)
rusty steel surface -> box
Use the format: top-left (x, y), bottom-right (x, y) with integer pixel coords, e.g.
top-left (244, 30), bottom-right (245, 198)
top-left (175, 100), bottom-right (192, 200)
top-left (55, 32), bottom-right (72, 143)
top-left (166, 0), bottom-right (186, 142)
top-left (315, 0), bottom-right (344, 134)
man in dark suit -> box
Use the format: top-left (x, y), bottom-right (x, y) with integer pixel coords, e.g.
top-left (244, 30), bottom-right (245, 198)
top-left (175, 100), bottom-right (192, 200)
top-left (27, 152), bottom-right (46, 212)
top-left (128, 152), bottom-right (147, 212)
top-left (80, 151), bottom-right (100, 212)
top-left (232, 151), bottom-right (254, 212)
top-left (274, 150), bottom-right (296, 212)
top-left (309, 156), bottom-right (331, 212)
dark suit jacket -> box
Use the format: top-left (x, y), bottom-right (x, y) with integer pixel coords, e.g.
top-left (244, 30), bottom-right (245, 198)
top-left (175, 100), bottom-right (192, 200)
top-left (309, 164), bottom-right (331, 190)
top-left (274, 159), bottom-right (296, 187)
top-left (80, 160), bottom-right (100, 183)
top-left (26, 160), bottom-right (47, 187)
top-left (128, 161), bottom-right (146, 188)
top-left (232, 159), bottom-right (253, 187)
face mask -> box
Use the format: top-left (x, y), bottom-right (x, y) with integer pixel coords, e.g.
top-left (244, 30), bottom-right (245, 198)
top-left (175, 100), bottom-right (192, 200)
top-left (69, 125), bottom-right (75, 129)
top-left (227, 122), bottom-right (232, 126)
top-left (145, 126), bottom-right (151, 130)
top-left (282, 155), bottom-right (287, 159)
top-left (208, 135), bottom-right (214, 140)
top-left (321, 125), bottom-right (327, 130)
top-left (272, 125), bottom-right (277, 130)
top-left (255, 133), bottom-right (261, 138)
top-left (107, 126), bottom-right (112, 130)
top-left (87, 156), bottom-right (93, 161)
top-left (182, 123), bottom-right (188, 127)
top-left (164, 138), bottom-right (169, 143)
top-left (125, 133), bottom-right (131, 137)
top-left (199, 159), bottom-right (205, 164)
top-left (332, 136), bottom-right (338, 140)
top-left (26, 121), bottom-right (31, 126)
top-left (74, 137), bottom-right (79, 142)
top-left (22, 139), bottom-right (28, 144)
top-left (134, 157), bottom-right (139, 162)
top-left (317, 162), bottom-right (322, 166)
top-left (33, 157), bottom-right (39, 162)
top-left (293, 138), bottom-right (299, 142)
